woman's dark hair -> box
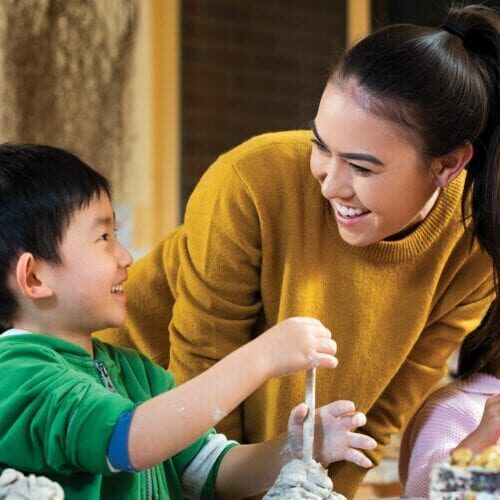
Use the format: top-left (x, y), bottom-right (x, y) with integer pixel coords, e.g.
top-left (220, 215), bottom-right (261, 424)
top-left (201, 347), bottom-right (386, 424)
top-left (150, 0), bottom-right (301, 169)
top-left (332, 4), bottom-right (500, 368)
top-left (0, 144), bottom-right (110, 331)
top-left (458, 302), bottom-right (499, 378)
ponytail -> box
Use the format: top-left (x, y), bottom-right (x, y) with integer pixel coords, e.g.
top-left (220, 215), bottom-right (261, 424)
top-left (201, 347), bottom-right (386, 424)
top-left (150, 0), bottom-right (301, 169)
top-left (446, 6), bottom-right (500, 356)
top-left (447, 6), bottom-right (500, 259)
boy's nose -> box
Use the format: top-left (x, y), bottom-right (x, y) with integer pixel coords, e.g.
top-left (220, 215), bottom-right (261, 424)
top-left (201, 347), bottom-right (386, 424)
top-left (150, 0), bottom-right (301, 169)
top-left (117, 243), bottom-right (133, 268)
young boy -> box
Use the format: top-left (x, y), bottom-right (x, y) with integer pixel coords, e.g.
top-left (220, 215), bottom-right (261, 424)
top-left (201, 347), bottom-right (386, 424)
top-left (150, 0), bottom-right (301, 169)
top-left (0, 144), bottom-right (376, 499)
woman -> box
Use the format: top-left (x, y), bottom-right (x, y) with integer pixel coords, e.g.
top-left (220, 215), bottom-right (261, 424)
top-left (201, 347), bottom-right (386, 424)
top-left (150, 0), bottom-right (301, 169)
top-left (98, 5), bottom-right (499, 497)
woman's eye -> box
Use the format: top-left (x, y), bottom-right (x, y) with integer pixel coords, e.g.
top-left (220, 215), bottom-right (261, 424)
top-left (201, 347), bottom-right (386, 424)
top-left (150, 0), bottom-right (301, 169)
top-left (100, 233), bottom-right (110, 242)
top-left (349, 163), bottom-right (372, 176)
top-left (311, 138), bottom-right (330, 154)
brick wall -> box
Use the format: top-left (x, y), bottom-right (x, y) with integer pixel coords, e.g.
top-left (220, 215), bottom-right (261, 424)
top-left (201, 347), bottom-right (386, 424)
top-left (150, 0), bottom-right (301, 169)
top-left (181, 0), bottom-right (346, 208)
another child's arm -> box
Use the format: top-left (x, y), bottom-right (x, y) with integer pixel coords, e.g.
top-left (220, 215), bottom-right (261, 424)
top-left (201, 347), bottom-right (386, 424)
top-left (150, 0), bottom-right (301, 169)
top-left (401, 388), bottom-right (499, 497)
top-left (214, 400), bottom-right (377, 499)
top-left (128, 317), bottom-right (337, 470)
top-left (455, 394), bottom-right (500, 452)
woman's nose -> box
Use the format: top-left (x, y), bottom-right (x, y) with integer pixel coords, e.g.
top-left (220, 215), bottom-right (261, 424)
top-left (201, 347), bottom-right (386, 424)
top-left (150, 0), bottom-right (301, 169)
top-left (321, 163), bottom-right (353, 200)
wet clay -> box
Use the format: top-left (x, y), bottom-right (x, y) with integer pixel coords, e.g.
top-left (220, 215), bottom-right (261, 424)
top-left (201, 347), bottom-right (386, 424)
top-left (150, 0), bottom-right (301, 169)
top-left (263, 459), bottom-right (346, 499)
top-left (0, 468), bottom-right (64, 499)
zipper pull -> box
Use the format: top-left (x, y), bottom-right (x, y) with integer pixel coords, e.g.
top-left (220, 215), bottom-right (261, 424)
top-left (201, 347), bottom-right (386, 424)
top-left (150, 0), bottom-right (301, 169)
top-left (95, 361), bottom-right (116, 393)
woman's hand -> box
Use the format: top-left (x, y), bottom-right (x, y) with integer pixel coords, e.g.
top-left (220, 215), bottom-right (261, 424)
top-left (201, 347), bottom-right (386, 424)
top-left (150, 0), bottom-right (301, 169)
top-left (287, 400), bottom-right (377, 467)
top-left (457, 394), bottom-right (500, 453)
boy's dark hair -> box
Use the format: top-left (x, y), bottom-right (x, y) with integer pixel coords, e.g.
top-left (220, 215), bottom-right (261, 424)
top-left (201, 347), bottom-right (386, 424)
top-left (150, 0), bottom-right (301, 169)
top-left (0, 144), bottom-right (110, 331)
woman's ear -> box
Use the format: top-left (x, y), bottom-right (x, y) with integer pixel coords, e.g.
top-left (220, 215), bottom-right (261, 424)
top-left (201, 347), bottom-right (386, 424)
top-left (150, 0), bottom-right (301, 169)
top-left (15, 253), bottom-right (54, 299)
top-left (432, 142), bottom-right (473, 188)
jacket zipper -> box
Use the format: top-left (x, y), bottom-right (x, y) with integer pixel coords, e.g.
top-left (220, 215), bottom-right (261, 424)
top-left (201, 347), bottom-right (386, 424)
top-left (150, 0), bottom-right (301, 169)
top-left (146, 469), bottom-right (153, 500)
top-left (94, 360), bottom-right (154, 499)
top-left (94, 360), bottom-right (116, 393)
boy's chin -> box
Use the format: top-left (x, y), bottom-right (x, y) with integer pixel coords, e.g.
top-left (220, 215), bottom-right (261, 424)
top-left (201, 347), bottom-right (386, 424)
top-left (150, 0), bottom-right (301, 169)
top-left (93, 315), bottom-right (127, 334)
top-left (107, 316), bottom-right (127, 329)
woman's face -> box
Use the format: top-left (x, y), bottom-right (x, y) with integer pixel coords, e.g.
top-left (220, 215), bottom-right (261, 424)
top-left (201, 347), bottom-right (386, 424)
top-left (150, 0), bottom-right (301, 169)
top-left (311, 82), bottom-right (439, 247)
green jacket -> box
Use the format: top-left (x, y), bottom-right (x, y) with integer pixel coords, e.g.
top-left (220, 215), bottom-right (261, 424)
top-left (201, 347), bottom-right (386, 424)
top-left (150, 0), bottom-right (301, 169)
top-left (0, 334), bottom-right (235, 499)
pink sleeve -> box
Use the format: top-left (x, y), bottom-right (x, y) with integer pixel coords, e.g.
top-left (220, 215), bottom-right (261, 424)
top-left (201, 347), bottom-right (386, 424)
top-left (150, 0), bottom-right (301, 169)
top-left (401, 388), bottom-right (480, 497)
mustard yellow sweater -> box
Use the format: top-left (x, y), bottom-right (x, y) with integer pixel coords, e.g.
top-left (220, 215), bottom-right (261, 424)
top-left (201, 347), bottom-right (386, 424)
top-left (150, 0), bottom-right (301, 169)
top-left (97, 131), bottom-right (494, 498)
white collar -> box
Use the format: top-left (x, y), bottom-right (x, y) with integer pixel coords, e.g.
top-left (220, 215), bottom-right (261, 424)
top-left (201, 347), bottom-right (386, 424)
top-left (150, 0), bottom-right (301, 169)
top-left (1, 328), bottom-right (34, 337)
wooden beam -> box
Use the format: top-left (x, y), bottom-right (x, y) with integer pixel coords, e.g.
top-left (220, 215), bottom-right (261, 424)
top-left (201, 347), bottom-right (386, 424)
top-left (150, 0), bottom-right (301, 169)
top-left (347, 0), bottom-right (371, 45)
top-left (151, 0), bottom-right (181, 236)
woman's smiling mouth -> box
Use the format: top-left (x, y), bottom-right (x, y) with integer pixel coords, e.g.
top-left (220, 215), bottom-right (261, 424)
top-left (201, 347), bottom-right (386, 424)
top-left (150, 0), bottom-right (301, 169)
top-left (333, 201), bottom-right (371, 226)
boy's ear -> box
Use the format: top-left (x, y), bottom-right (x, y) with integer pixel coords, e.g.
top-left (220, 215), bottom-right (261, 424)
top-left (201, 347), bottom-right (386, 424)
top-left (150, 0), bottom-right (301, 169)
top-left (15, 253), bottom-right (54, 299)
top-left (431, 142), bottom-right (473, 188)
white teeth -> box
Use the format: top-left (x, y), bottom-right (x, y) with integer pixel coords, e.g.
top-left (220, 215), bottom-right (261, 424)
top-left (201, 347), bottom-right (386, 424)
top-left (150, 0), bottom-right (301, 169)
top-left (111, 284), bottom-right (123, 293)
top-left (335, 202), bottom-right (368, 218)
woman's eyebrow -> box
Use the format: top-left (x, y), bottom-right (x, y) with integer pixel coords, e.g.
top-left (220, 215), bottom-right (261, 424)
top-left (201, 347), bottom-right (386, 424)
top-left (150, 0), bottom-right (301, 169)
top-left (339, 152), bottom-right (384, 166)
top-left (310, 119), bottom-right (384, 166)
top-left (309, 120), bottom-right (329, 150)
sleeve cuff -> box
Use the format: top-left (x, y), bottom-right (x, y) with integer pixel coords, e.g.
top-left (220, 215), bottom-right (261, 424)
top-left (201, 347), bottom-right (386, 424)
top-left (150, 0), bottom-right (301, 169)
top-left (181, 432), bottom-right (238, 499)
top-left (107, 410), bottom-right (137, 473)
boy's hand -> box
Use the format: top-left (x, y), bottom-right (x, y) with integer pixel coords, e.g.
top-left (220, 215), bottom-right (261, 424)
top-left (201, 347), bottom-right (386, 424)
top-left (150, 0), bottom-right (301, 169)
top-left (287, 401), bottom-right (377, 468)
top-left (458, 394), bottom-right (500, 452)
top-left (252, 317), bottom-right (337, 378)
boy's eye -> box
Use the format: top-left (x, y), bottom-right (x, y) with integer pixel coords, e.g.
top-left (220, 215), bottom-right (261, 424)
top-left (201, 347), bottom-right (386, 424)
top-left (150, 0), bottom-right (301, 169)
top-left (311, 138), bottom-right (330, 154)
top-left (98, 228), bottom-right (118, 242)
top-left (349, 163), bottom-right (372, 176)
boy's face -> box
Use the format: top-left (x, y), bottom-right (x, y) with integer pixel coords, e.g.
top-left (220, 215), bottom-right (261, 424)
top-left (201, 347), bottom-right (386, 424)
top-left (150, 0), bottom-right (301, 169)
top-left (43, 193), bottom-right (133, 335)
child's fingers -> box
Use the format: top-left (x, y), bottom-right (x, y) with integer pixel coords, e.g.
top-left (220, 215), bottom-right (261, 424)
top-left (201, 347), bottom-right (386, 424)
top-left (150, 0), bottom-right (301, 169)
top-left (291, 317), bottom-right (325, 327)
top-left (347, 432), bottom-right (377, 450)
top-left (315, 338), bottom-right (337, 354)
top-left (310, 326), bottom-right (332, 339)
top-left (289, 403), bottom-right (308, 426)
top-left (344, 448), bottom-right (373, 468)
top-left (350, 412), bottom-right (367, 428)
top-left (321, 400), bottom-right (356, 417)
top-left (485, 394), bottom-right (500, 407)
top-left (311, 353), bottom-right (338, 369)
top-left (334, 411), bottom-right (367, 429)
top-left (291, 316), bottom-right (332, 339)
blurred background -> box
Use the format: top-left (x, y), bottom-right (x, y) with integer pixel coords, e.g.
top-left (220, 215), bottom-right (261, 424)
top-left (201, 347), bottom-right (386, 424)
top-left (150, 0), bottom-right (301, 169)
top-left (0, 2), bottom-right (498, 496)
top-left (4, 0), bottom-right (497, 258)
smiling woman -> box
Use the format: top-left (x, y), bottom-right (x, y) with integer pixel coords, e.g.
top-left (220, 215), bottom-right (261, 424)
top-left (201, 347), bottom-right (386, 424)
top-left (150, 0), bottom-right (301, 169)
top-left (96, 4), bottom-right (500, 498)
top-left (309, 82), bottom-right (453, 247)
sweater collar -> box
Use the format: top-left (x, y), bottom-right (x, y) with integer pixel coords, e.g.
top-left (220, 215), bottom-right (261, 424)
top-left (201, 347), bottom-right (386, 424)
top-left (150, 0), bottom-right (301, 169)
top-left (326, 171), bottom-right (473, 263)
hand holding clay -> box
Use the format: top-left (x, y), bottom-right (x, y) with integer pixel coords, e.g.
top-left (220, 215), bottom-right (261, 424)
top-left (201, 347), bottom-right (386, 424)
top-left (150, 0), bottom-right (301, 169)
top-left (287, 400), bottom-right (377, 467)
top-left (253, 317), bottom-right (338, 378)
top-left (264, 381), bottom-right (373, 499)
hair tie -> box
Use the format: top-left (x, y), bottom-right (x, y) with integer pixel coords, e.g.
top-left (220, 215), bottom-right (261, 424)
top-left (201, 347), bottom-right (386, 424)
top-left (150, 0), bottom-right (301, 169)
top-left (440, 21), bottom-right (466, 41)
